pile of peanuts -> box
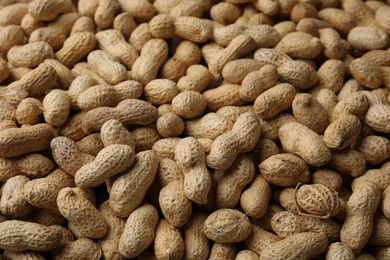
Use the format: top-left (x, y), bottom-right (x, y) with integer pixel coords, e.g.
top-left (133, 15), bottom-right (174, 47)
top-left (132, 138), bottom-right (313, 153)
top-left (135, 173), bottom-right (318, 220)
top-left (0, 0), bottom-right (389, 259)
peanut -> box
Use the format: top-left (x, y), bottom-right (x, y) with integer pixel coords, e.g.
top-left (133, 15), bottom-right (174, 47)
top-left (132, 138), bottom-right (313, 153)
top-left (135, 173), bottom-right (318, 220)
top-left (28, 0), bottom-right (73, 21)
top-left (357, 135), bottom-right (390, 165)
top-left (87, 50), bottom-right (127, 85)
top-left (7, 41), bottom-right (54, 68)
top-left (241, 224), bottom-right (281, 256)
top-left (185, 112), bottom-right (233, 140)
top-left (154, 219), bottom-right (184, 260)
top-left (183, 213), bottom-right (209, 260)
top-left (52, 237), bottom-right (102, 260)
top-left (240, 175), bottom-right (271, 218)
top-left (326, 242), bottom-right (355, 260)
top-left (0, 175), bottom-right (32, 218)
top-left (118, 204), bottom-right (159, 258)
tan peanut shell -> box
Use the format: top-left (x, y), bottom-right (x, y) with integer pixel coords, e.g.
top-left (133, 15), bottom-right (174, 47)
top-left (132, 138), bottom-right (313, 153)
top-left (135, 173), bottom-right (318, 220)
top-left (323, 114), bottom-right (361, 150)
top-left (183, 213), bottom-right (209, 260)
top-left (75, 144), bottom-right (134, 188)
top-left (0, 175), bottom-right (32, 218)
top-left (203, 84), bottom-right (245, 112)
top-left (241, 224), bottom-right (281, 256)
top-left (275, 32), bottom-right (323, 59)
top-left (42, 89), bottom-right (70, 127)
top-left (279, 122), bottom-right (331, 166)
top-left (172, 90), bottom-right (207, 119)
top-left (312, 168), bottom-right (343, 192)
top-left (118, 204), bottom-right (159, 258)
top-left (7, 41), bottom-right (54, 68)
top-left (357, 135), bottom-right (390, 165)
top-left (209, 243), bottom-right (237, 260)
top-left (100, 119), bottom-right (135, 148)
top-left (326, 242), bottom-right (355, 260)
top-left (207, 112), bottom-right (261, 170)
top-left (259, 153), bottom-right (310, 187)
top-left (203, 209), bottom-right (251, 243)
top-left (156, 113), bottom-right (185, 138)
top-left (216, 154), bottom-right (255, 209)
top-left (157, 158), bottom-right (183, 186)
top-left (0, 220), bottom-right (63, 251)
top-left (82, 99), bottom-right (158, 133)
top-left (222, 59), bottom-right (265, 84)
top-left (364, 104), bottom-right (390, 133)
top-left (340, 181), bottom-right (381, 254)
top-left (154, 219), bottom-right (184, 260)
top-left (260, 232), bottom-right (329, 259)
top-left (52, 237), bottom-right (102, 260)
top-left (240, 175), bottom-right (271, 218)
top-left (185, 113), bottom-right (233, 140)
top-left (109, 150), bottom-right (159, 218)
top-left (87, 50), bottom-right (127, 85)
top-left (174, 137), bottom-right (211, 204)
top-left (57, 187), bottom-right (107, 239)
top-left (144, 79), bottom-right (179, 105)
top-left (15, 98), bottom-right (43, 125)
top-left (271, 211), bottom-right (340, 241)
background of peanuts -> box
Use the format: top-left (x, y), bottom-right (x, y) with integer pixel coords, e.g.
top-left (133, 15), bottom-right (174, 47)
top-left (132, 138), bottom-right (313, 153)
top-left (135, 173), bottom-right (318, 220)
top-left (0, 0), bottom-right (389, 259)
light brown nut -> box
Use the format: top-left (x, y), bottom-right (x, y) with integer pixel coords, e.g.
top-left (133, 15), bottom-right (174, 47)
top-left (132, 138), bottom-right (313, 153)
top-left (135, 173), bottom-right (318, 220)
top-left (277, 60), bottom-right (319, 89)
top-left (323, 114), bottom-right (361, 150)
top-left (109, 150), bottom-right (159, 218)
top-left (67, 75), bottom-right (97, 110)
top-left (209, 243), bottom-right (237, 260)
top-left (245, 24), bottom-right (280, 48)
top-left (203, 209), bottom-right (251, 243)
top-left (0, 220), bottom-right (63, 251)
top-left (119, 204), bottom-right (159, 258)
top-left (0, 153), bottom-right (54, 182)
top-left (349, 57), bottom-right (384, 89)
top-left (98, 201), bottom-right (125, 260)
top-left (296, 184), bottom-right (340, 218)
top-left (174, 16), bottom-right (212, 43)
top-left (332, 92), bottom-right (369, 121)
top-left (156, 113), bottom-right (184, 138)
top-left (290, 2), bottom-right (317, 23)
top-left (236, 250), bottom-right (259, 260)
top-left (55, 32), bottom-right (96, 68)
top-left (368, 211), bottom-right (390, 246)
top-left (316, 59), bottom-right (346, 93)
top-left (42, 89), bottom-right (70, 127)
top-left (144, 79), bottom-right (178, 105)
top-left (185, 113), bottom-right (233, 140)
top-left (241, 224), bottom-right (281, 256)
top-left (117, 0), bottom-right (156, 22)
top-left (259, 153), bottom-right (310, 187)
top-left (77, 81), bottom-right (143, 111)
top-left (94, 0), bottom-right (119, 29)
top-left (172, 90), bottom-right (207, 118)
top-left (375, 5), bottom-right (390, 33)
top-left (319, 28), bottom-right (345, 60)
top-left (0, 25), bottom-right (25, 55)
top-left (364, 104), bottom-right (390, 133)
top-left (222, 59), bottom-right (265, 84)
top-left (52, 238), bottom-right (102, 260)
top-left (70, 16), bottom-right (95, 35)
top-left (152, 137), bottom-right (180, 160)
top-left (75, 144), bottom-right (134, 188)
top-left (76, 133), bottom-right (104, 156)
top-left (312, 168), bottom-right (343, 192)
top-left (0, 100), bottom-right (15, 122)
top-left (71, 62), bottom-right (106, 85)
top-left (357, 135), bottom-right (390, 165)
top-left (348, 26), bottom-right (389, 50)
top-left (43, 59), bottom-right (74, 90)
top-left (326, 242), bottom-right (355, 260)
top-left (160, 41), bottom-right (201, 81)
top-left (154, 219), bottom-right (184, 260)
top-left (317, 8), bottom-right (356, 34)
top-left (329, 149), bottom-right (366, 178)
top-left (57, 187), bottom-right (107, 239)
top-left (216, 155), bottom-right (255, 209)
top-left (23, 168), bottom-right (74, 212)
top-left (0, 175), bottom-right (32, 218)
top-left (240, 175), bottom-right (271, 218)
top-left (340, 181), bottom-right (381, 254)
top-left (131, 39), bottom-right (169, 85)
top-left (159, 180), bottom-right (192, 227)
top-left (174, 137), bottom-right (211, 204)
top-left (87, 50), bottom-right (127, 85)
top-left (210, 2), bottom-right (241, 24)
top-left (149, 14), bottom-right (176, 39)
top-left (100, 119), bottom-right (135, 148)
top-left (129, 23), bottom-right (153, 52)
top-left (207, 112), bottom-right (261, 170)
top-left (209, 34), bottom-right (255, 77)
top-left (260, 232), bottom-right (329, 259)
top-left (132, 125), bottom-right (161, 153)
top-left (203, 84), bottom-right (245, 112)
top-left (254, 83), bottom-right (296, 120)
top-left (240, 64), bottom-right (278, 102)
top-left (0, 3), bottom-right (28, 26)
top-left (0, 123), bottom-right (57, 158)
top-left (338, 80), bottom-right (363, 101)
top-left (271, 211), bottom-right (340, 242)
top-left (59, 112), bottom-right (87, 141)
top-left (113, 12), bottom-right (136, 39)
top-left (275, 32), bottom-right (323, 59)
top-left (95, 29), bottom-right (138, 70)
top-left (183, 213), bottom-right (209, 260)
top-left (382, 185), bottom-right (390, 220)
top-left (157, 158), bottom-right (183, 186)
top-left (82, 99), bottom-right (158, 134)
top-left (177, 64), bottom-right (212, 92)
top-left (7, 41), bottom-right (53, 68)
top-left (28, 0), bottom-right (73, 21)
top-left (273, 20), bottom-right (295, 38)
top-left (292, 93), bottom-right (329, 134)
top-left (51, 136), bottom-right (94, 176)
top-left (29, 12), bottom-right (79, 50)
top-left (296, 18), bottom-right (331, 37)
top-left (216, 105), bottom-right (253, 123)
top-left (253, 138), bottom-right (279, 162)
top-left (213, 23), bottom-right (246, 47)
top-left (15, 98), bottom-right (43, 125)
top-left (279, 122), bottom-right (331, 166)
top-left (21, 13), bottom-right (45, 36)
